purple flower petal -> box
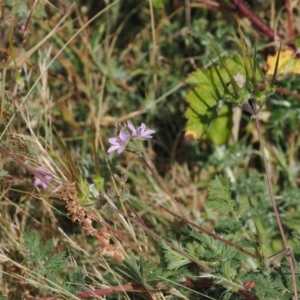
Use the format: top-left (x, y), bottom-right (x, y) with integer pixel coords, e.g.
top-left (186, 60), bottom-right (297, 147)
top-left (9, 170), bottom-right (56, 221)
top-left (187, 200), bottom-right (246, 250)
top-left (138, 123), bottom-right (146, 135)
top-left (33, 167), bottom-right (52, 189)
top-left (107, 129), bottom-right (130, 154)
top-left (108, 138), bottom-right (119, 145)
top-left (117, 146), bottom-right (125, 154)
top-left (127, 123), bottom-right (155, 139)
top-left (108, 145), bottom-right (121, 153)
top-left (141, 129), bottom-right (155, 138)
top-left (34, 178), bottom-right (42, 186)
top-left (127, 123), bottom-right (137, 135)
top-left (119, 129), bottom-right (130, 142)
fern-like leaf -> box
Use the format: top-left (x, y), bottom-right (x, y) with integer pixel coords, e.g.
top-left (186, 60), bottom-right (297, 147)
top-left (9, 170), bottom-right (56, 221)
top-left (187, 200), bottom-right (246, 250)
top-left (23, 231), bottom-right (53, 265)
top-left (44, 251), bottom-right (69, 277)
top-left (66, 267), bottom-right (86, 293)
top-left (160, 242), bottom-right (191, 271)
top-left (116, 257), bottom-right (162, 289)
top-left (207, 175), bottom-right (235, 214)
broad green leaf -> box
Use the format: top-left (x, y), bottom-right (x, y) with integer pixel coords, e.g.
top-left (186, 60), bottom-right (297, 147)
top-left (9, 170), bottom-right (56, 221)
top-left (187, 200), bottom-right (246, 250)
top-left (151, 0), bottom-right (165, 9)
top-left (206, 104), bottom-right (232, 145)
top-left (184, 54), bottom-right (262, 144)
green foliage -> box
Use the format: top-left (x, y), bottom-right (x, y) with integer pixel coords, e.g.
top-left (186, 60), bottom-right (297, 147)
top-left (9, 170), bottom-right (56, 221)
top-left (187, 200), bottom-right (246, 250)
top-left (2, 1), bottom-right (300, 299)
top-left (184, 42), bottom-right (269, 144)
top-left (207, 175), bottom-right (256, 246)
top-left (4, 0), bottom-right (30, 16)
top-left (23, 232), bottom-right (85, 294)
top-left (112, 173), bottom-right (300, 298)
top-left (116, 256), bottom-right (163, 289)
top-left (185, 57), bottom-right (238, 144)
top-left (210, 36), bottom-right (276, 107)
top-left (23, 231), bottom-right (54, 266)
top-left (0, 168), bottom-right (11, 182)
top-left (190, 231), bottom-right (241, 273)
top-left (160, 241), bottom-right (192, 271)
top-left (66, 267), bottom-right (86, 294)
top-left (207, 175), bottom-right (234, 214)
top-left (151, 0), bottom-right (165, 9)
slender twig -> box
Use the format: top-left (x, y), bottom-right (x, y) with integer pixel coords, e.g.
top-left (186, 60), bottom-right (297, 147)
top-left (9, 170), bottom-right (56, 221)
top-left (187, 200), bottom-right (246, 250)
top-left (76, 283), bottom-right (147, 298)
top-left (192, 0), bottom-right (232, 11)
top-left (95, 208), bottom-right (158, 263)
top-left (0, 144), bottom-right (56, 189)
top-left (258, 84), bottom-right (300, 100)
top-left (160, 205), bottom-right (259, 259)
top-left (15, 3), bottom-right (76, 68)
top-left (76, 278), bottom-right (256, 299)
top-left (81, 218), bottom-right (124, 262)
top-left (251, 100), bottom-right (298, 300)
top-left (31, 298), bottom-right (58, 300)
top-left (275, 86), bottom-right (300, 99)
top-left (231, 0), bottom-right (283, 42)
top-left (140, 156), bottom-right (189, 219)
top-left (182, 279), bottom-right (257, 300)
top-left (285, 0), bottom-right (294, 40)
top-left (0, 69), bottom-right (6, 124)
top-left (107, 203), bottom-right (209, 270)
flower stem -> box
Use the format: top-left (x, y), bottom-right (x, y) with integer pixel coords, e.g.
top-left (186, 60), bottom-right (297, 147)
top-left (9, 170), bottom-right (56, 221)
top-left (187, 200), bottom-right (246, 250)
top-left (253, 111), bottom-right (298, 299)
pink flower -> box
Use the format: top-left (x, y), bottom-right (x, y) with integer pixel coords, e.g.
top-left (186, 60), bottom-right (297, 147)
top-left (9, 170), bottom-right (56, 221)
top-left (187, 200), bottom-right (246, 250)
top-left (107, 129), bottom-right (130, 154)
top-left (33, 167), bottom-right (52, 189)
top-left (19, 24), bottom-right (26, 31)
top-left (127, 123), bottom-right (155, 139)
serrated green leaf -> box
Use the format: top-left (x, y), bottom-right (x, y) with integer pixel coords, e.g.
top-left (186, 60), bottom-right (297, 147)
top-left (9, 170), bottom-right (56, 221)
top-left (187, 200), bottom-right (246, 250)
top-left (44, 251), bottom-right (69, 276)
top-left (186, 242), bottom-right (204, 258)
top-left (214, 218), bottom-right (242, 234)
top-left (67, 267), bottom-right (86, 293)
top-left (207, 176), bottom-right (235, 214)
top-left (119, 256), bottom-right (143, 283)
top-left (161, 242), bottom-right (191, 271)
top-left (23, 232), bottom-right (53, 264)
top-left (116, 257), bottom-right (161, 289)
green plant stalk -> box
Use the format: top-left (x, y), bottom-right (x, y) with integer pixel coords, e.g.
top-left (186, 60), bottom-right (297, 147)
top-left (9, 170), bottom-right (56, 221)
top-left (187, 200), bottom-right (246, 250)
top-left (209, 35), bottom-right (297, 295)
top-left (237, 24), bottom-right (251, 81)
top-left (208, 36), bottom-right (241, 97)
top-left (253, 106), bottom-right (298, 299)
